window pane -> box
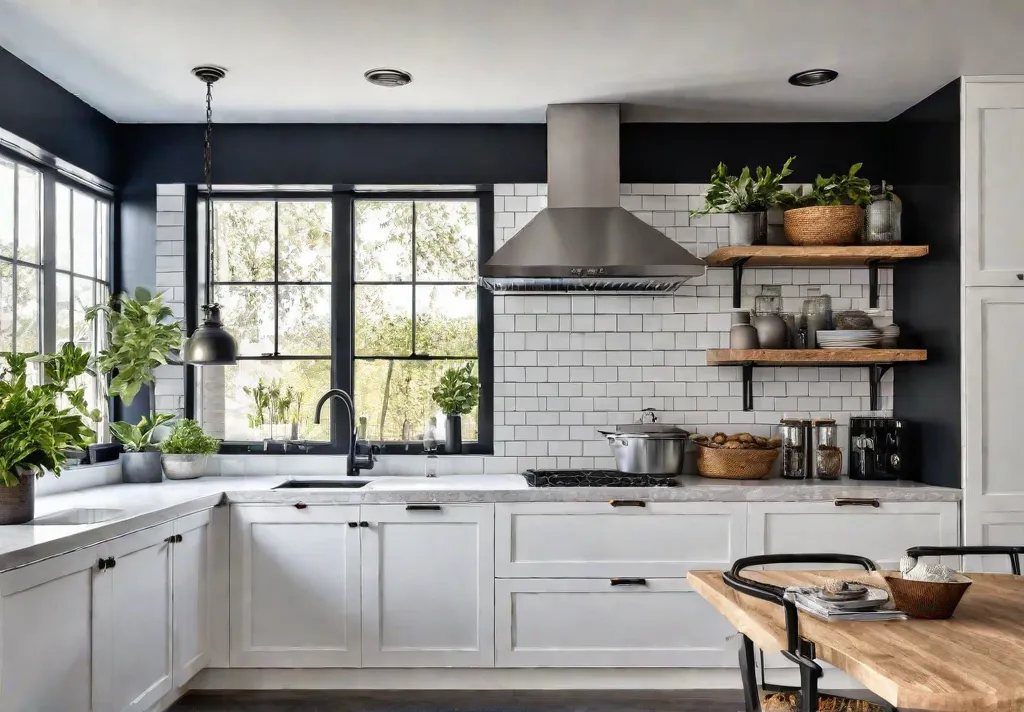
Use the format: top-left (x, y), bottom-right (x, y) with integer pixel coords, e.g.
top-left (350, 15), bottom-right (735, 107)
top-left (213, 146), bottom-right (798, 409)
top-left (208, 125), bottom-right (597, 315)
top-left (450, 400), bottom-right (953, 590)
top-left (201, 359), bottom-right (330, 441)
top-left (15, 266), bottom-right (39, 353)
top-left (355, 201), bottom-right (411, 281)
top-left (56, 184), bottom-right (72, 270)
top-left (97, 201), bottom-right (109, 280)
top-left (278, 201), bottom-right (331, 282)
top-left (214, 201), bottom-right (274, 282)
top-left (72, 277), bottom-right (94, 353)
top-left (0, 261), bottom-right (12, 351)
top-left (56, 272), bottom-right (72, 345)
top-left (279, 285), bottom-right (331, 355)
top-left (415, 284), bottom-right (477, 357)
top-left (415, 200), bottom-right (477, 281)
top-left (16, 166), bottom-right (40, 264)
top-left (73, 191), bottom-right (95, 277)
top-left (214, 285), bottom-right (275, 355)
top-left (355, 359), bottom-right (478, 442)
top-left (354, 285), bottom-right (412, 357)
top-left (0, 160), bottom-right (13, 259)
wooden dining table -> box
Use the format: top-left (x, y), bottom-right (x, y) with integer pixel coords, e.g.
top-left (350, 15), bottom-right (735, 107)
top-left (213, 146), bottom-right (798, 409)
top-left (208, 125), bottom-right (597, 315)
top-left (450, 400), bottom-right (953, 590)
top-left (688, 569), bottom-right (1024, 712)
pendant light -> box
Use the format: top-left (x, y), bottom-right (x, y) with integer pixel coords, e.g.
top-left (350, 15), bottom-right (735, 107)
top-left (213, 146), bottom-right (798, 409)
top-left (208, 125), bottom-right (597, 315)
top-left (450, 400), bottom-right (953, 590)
top-left (185, 65), bottom-right (238, 365)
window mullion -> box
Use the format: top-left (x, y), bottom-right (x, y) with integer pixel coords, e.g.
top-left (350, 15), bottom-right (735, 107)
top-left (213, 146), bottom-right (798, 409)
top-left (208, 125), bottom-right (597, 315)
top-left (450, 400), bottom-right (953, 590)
top-left (40, 173), bottom-right (56, 354)
top-left (273, 201), bottom-right (280, 356)
top-left (332, 192), bottom-right (354, 451)
top-left (11, 166), bottom-right (17, 352)
top-left (410, 201), bottom-right (417, 356)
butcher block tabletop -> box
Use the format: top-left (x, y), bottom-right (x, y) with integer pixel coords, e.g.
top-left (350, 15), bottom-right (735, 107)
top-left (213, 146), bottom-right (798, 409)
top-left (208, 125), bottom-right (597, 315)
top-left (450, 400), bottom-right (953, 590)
top-left (688, 569), bottom-right (1024, 712)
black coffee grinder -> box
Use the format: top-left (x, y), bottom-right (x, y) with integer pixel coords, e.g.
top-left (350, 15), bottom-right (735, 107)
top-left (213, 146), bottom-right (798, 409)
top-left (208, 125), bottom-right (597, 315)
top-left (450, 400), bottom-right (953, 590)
top-left (849, 417), bottom-right (916, 480)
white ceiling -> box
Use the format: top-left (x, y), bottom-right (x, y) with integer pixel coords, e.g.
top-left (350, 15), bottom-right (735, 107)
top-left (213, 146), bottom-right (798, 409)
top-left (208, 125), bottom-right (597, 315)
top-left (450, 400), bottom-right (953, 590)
top-left (1, 0), bottom-right (1023, 124)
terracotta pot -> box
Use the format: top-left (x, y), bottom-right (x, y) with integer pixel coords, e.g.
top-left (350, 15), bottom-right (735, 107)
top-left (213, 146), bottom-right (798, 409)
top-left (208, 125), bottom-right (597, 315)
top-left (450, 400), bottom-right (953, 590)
top-left (0, 468), bottom-right (35, 525)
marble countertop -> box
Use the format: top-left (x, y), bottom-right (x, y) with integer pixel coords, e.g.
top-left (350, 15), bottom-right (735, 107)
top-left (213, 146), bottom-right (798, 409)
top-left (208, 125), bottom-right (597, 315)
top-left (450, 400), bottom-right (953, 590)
top-left (0, 474), bottom-right (960, 574)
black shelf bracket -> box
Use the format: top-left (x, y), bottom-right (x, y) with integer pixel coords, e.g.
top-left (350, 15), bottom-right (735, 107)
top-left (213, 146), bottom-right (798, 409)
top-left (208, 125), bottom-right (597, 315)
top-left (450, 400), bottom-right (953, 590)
top-left (867, 259), bottom-right (881, 309)
top-left (731, 257), bottom-right (752, 308)
top-left (868, 363), bottom-right (893, 410)
top-left (742, 363), bottom-right (754, 411)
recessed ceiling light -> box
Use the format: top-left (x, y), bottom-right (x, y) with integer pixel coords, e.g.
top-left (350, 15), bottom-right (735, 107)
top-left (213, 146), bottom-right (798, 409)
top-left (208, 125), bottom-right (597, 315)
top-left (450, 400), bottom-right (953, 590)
top-left (364, 68), bottom-right (413, 88)
top-left (788, 69), bottom-right (839, 87)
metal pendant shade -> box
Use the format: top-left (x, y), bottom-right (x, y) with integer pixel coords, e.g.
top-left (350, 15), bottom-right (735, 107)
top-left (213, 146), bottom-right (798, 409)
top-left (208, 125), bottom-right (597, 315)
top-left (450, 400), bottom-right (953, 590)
top-left (186, 65), bottom-right (238, 366)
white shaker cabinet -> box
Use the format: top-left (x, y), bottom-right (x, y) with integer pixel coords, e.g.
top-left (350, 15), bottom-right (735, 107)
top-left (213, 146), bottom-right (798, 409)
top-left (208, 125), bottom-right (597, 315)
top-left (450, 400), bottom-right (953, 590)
top-left (229, 504), bottom-right (362, 667)
top-left (171, 510), bottom-right (213, 687)
top-left (360, 503), bottom-right (494, 667)
top-left (963, 78), bottom-right (1024, 286)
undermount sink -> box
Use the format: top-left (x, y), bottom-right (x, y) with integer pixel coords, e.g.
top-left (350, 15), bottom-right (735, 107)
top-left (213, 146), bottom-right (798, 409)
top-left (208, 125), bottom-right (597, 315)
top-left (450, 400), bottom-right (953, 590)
top-left (273, 480), bottom-right (370, 489)
top-left (32, 508), bottom-right (125, 525)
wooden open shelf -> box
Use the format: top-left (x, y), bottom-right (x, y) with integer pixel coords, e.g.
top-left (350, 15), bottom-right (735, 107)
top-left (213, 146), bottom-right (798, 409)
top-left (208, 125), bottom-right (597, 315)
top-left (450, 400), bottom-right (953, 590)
top-left (706, 348), bottom-right (927, 366)
top-left (705, 245), bottom-right (929, 267)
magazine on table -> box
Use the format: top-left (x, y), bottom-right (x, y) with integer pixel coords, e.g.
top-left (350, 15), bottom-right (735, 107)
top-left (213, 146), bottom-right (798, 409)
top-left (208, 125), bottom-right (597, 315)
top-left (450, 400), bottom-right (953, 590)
top-left (784, 586), bottom-right (909, 622)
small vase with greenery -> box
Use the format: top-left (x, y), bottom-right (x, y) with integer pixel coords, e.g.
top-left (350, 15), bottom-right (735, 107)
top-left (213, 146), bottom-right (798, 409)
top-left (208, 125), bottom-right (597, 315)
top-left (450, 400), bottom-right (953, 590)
top-left (88, 287), bottom-right (182, 483)
top-left (0, 348), bottom-right (97, 524)
top-left (785, 163), bottom-right (872, 245)
top-left (691, 157), bottom-right (797, 246)
top-left (431, 363), bottom-right (480, 454)
top-left (159, 419), bottom-right (219, 480)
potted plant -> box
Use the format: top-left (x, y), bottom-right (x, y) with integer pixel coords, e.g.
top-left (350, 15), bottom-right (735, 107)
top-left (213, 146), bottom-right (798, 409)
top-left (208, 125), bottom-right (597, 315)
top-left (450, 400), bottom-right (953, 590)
top-left (87, 287), bottom-right (182, 483)
top-left (784, 163), bottom-right (872, 245)
top-left (691, 157), bottom-right (796, 246)
top-left (159, 419), bottom-right (219, 480)
top-left (431, 363), bottom-right (479, 454)
top-left (0, 348), bottom-right (96, 524)
top-left (243, 378), bottom-right (272, 441)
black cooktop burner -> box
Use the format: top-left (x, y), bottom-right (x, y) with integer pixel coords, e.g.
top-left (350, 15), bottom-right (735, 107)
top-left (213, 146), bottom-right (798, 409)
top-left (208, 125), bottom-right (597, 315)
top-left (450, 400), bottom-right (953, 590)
top-left (522, 469), bottom-right (680, 488)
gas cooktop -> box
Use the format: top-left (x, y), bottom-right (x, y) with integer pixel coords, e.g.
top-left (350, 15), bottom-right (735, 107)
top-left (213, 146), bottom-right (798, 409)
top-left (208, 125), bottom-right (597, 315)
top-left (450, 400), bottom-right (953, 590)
top-left (522, 469), bottom-right (679, 488)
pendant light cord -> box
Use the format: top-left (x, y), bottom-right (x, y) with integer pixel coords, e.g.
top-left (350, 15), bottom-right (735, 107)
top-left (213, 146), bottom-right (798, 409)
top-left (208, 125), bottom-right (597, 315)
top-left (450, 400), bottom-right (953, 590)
top-left (203, 78), bottom-right (215, 310)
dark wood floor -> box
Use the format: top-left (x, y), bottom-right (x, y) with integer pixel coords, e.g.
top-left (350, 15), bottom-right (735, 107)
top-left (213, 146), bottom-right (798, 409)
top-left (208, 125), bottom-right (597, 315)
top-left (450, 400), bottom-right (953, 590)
top-left (172, 690), bottom-right (744, 712)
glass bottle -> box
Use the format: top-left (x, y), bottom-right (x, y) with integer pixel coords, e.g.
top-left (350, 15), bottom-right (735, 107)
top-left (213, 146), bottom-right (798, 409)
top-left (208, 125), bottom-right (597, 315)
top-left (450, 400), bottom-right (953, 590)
top-left (423, 416), bottom-right (439, 477)
top-left (865, 181), bottom-right (902, 245)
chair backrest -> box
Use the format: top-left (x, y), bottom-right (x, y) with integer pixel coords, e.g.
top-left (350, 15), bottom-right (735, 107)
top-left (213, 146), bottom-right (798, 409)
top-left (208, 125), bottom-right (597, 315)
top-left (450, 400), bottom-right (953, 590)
top-left (906, 545), bottom-right (1022, 575)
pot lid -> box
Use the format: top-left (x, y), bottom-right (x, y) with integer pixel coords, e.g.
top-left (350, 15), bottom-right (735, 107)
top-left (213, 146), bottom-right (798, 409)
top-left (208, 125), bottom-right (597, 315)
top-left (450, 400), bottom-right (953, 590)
top-left (598, 424), bottom-right (689, 439)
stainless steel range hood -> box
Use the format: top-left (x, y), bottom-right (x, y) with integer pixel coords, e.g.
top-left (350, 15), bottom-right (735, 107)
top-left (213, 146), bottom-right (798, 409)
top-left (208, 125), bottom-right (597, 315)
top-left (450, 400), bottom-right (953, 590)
top-left (479, 104), bottom-right (705, 294)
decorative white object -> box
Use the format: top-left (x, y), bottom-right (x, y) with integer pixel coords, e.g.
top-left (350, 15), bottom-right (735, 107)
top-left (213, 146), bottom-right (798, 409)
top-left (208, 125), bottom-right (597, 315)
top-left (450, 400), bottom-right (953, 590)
top-left (900, 556), bottom-right (963, 583)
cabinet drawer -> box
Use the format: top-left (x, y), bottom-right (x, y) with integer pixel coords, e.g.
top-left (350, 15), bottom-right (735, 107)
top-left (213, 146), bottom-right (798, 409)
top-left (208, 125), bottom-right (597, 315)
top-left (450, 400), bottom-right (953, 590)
top-left (748, 501), bottom-right (959, 569)
top-left (496, 502), bottom-right (746, 578)
top-left (495, 578), bottom-right (736, 668)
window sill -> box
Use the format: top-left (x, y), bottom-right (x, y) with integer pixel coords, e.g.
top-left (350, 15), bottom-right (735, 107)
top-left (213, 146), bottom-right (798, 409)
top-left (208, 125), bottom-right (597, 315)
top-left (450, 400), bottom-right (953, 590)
top-left (215, 441), bottom-right (492, 456)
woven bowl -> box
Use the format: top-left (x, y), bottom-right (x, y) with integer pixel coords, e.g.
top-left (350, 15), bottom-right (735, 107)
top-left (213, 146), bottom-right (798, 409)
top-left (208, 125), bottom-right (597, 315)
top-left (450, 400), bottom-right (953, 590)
top-left (884, 573), bottom-right (972, 619)
top-left (696, 444), bottom-right (779, 479)
top-left (783, 205), bottom-right (865, 245)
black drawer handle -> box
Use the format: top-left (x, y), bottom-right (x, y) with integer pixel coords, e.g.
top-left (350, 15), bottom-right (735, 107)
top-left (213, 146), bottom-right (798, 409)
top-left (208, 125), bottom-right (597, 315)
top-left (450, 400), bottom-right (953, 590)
top-left (105, 557), bottom-right (116, 569)
top-left (406, 504), bottom-right (442, 511)
top-left (359, 521), bottom-right (369, 527)
top-left (610, 578), bottom-right (648, 586)
top-left (97, 558), bottom-right (106, 571)
top-left (347, 521), bottom-right (358, 528)
top-left (610, 500), bottom-right (646, 508)
top-left (834, 498), bottom-right (881, 508)
top-left (294, 502), bottom-right (307, 509)
top-left (164, 534), bottom-right (184, 543)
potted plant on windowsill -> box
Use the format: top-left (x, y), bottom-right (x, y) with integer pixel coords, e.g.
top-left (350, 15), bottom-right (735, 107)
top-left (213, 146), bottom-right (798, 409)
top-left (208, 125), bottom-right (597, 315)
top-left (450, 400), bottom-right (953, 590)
top-left (87, 287), bottom-right (183, 483)
top-left (691, 157), bottom-right (796, 246)
top-left (784, 163), bottom-right (872, 245)
top-left (431, 363), bottom-right (480, 455)
top-left (159, 419), bottom-right (219, 480)
top-left (0, 348), bottom-right (97, 524)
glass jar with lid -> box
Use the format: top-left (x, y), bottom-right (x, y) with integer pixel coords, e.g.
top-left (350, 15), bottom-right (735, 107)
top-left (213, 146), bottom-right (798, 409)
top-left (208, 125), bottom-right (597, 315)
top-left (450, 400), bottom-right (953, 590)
top-left (813, 418), bottom-right (842, 479)
top-left (865, 181), bottom-right (902, 245)
top-left (779, 418), bottom-right (807, 479)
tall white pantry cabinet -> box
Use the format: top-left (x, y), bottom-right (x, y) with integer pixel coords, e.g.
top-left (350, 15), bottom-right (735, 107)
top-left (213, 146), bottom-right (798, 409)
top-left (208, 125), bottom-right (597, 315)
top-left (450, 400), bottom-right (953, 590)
top-left (962, 77), bottom-right (1024, 569)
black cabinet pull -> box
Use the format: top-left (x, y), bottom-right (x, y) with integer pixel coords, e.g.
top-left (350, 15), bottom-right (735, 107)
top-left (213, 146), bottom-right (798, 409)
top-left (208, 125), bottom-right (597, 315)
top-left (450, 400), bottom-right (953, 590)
top-left (175, 534), bottom-right (183, 543)
top-left (359, 521), bottom-right (369, 527)
top-left (97, 558), bottom-right (106, 571)
top-left (406, 504), bottom-right (442, 511)
top-left (610, 578), bottom-right (647, 586)
top-left (164, 536), bottom-right (175, 543)
top-left (105, 557), bottom-right (116, 569)
top-left (1017, 273), bottom-right (1023, 280)
top-left (609, 500), bottom-right (646, 508)
top-left (347, 521), bottom-right (358, 528)
top-left (834, 498), bottom-right (881, 508)
top-left (294, 502), bottom-right (307, 509)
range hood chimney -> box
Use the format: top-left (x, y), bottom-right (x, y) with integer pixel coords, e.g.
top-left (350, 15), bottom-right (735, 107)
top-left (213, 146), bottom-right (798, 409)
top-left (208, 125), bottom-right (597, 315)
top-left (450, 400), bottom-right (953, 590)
top-left (479, 104), bottom-right (705, 293)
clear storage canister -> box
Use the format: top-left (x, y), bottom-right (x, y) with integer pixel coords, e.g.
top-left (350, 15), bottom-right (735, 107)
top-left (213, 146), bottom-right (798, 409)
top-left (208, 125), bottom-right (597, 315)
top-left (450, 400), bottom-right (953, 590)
top-left (779, 419), bottom-right (806, 479)
top-left (813, 418), bottom-right (842, 480)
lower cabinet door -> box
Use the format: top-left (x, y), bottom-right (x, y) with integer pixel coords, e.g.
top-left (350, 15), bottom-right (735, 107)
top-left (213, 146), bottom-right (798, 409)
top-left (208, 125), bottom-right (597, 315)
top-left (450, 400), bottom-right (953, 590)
top-left (0, 546), bottom-right (104, 712)
top-left (230, 504), bottom-right (362, 667)
top-left (495, 578), bottom-right (737, 668)
top-left (172, 510), bottom-right (213, 687)
top-left (361, 504), bottom-right (494, 667)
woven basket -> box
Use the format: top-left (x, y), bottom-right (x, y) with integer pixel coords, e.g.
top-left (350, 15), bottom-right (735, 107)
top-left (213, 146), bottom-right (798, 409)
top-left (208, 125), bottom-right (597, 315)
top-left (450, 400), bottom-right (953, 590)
top-left (884, 573), bottom-right (972, 619)
top-left (696, 444), bottom-right (779, 479)
top-left (784, 205), bottom-right (865, 245)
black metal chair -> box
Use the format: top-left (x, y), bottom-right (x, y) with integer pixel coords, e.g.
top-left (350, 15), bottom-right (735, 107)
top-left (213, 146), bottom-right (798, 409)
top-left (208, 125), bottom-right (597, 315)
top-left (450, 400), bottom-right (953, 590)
top-left (723, 553), bottom-right (893, 712)
top-left (905, 545), bottom-right (1023, 575)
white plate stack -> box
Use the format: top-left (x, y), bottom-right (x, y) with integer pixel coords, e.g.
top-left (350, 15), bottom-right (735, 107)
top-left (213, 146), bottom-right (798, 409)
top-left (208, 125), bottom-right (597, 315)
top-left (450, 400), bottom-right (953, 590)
top-left (815, 329), bottom-right (883, 349)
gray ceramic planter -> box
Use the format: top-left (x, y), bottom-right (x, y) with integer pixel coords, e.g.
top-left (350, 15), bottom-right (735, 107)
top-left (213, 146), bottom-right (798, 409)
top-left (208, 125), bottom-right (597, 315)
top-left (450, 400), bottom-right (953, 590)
top-left (0, 468), bottom-right (34, 525)
top-left (121, 450), bottom-right (163, 483)
top-left (161, 454), bottom-right (209, 480)
top-left (728, 211), bottom-right (767, 246)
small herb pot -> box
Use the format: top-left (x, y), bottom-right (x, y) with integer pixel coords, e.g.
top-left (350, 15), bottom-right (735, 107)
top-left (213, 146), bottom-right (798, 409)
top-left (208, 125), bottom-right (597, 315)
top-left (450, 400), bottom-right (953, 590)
top-left (121, 450), bottom-right (163, 483)
top-left (728, 211), bottom-right (767, 246)
top-left (0, 468), bottom-right (35, 525)
top-left (445, 414), bottom-right (463, 454)
top-left (161, 454), bottom-right (209, 480)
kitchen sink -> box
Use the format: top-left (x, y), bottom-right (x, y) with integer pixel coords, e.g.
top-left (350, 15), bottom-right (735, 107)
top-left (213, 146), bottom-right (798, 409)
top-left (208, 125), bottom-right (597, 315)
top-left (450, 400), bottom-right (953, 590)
top-left (273, 480), bottom-right (369, 489)
top-left (32, 508), bottom-right (125, 525)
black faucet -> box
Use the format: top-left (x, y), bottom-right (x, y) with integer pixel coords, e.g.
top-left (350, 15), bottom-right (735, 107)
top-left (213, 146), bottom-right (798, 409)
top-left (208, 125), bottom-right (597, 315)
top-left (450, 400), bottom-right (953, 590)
top-left (313, 389), bottom-right (374, 476)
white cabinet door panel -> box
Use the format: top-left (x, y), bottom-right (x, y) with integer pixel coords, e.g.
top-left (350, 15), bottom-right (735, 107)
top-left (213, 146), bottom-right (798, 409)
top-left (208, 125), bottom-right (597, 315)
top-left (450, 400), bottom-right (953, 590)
top-left (361, 504), bottom-right (494, 667)
top-left (230, 505), bottom-right (361, 667)
top-left (495, 578), bottom-right (736, 668)
top-left (173, 509), bottom-right (212, 687)
top-left (496, 502), bottom-right (746, 578)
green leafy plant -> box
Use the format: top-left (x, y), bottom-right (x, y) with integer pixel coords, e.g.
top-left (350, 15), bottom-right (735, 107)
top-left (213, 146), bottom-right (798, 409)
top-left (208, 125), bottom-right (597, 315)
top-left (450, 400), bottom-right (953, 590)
top-left (243, 378), bottom-right (271, 429)
top-left (0, 351), bottom-right (96, 486)
top-left (691, 157), bottom-right (797, 216)
top-left (795, 163), bottom-right (872, 207)
top-left (109, 413), bottom-right (176, 453)
top-left (159, 419), bottom-right (219, 455)
top-left (431, 363), bottom-right (480, 416)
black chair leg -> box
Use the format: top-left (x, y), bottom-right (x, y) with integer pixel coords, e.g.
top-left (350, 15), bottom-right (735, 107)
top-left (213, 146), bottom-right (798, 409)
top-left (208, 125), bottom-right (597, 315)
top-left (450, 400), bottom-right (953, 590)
top-left (739, 635), bottom-right (761, 712)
